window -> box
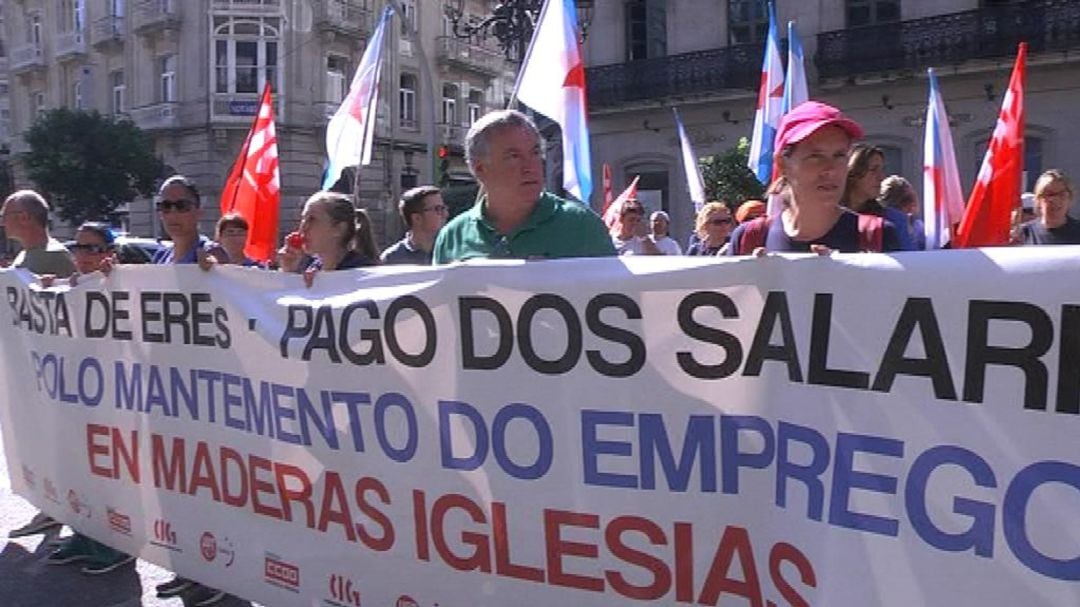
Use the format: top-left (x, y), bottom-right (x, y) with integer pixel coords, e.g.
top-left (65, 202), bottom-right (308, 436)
top-left (468, 90), bottom-right (483, 125)
top-left (111, 0), bottom-right (125, 18)
top-left (326, 55), bottom-right (349, 103)
top-left (878, 145), bottom-right (903, 176)
top-left (401, 0), bottom-right (417, 34)
top-left (626, 0), bottom-right (666, 60)
top-left (213, 17), bottom-right (280, 95)
top-left (442, 84), bottom-right (458, 125)
top-left (846, 0), bottom-right (900, 28)
top-left (728, 0), bottom-right (768, 44)
top-left (400, 73), bottom-right (417, 128)
top-left (111, 70), bottom-right (125, 114)
top-left (32, 91), bottom-right (45, 120)
top-left (59, 0), bottom-right (84, 32)
top-left (73, 80), bottom-right (84, 109)
top-left (973, 135), bottom-right (1042, 191)
top-left (159, 54), bottom-right (176, 102)
top-left (29, 14), bottom-right (42, 45)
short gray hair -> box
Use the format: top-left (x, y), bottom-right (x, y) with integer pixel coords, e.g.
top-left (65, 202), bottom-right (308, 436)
top-left (4, 190), bottom-right (50, 227)
top-left (464, 109), bottom-right (543, 174)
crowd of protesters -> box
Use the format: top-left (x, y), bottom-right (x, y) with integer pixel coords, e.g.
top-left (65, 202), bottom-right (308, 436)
top-left (0, 102), bottom-right (1077, 605)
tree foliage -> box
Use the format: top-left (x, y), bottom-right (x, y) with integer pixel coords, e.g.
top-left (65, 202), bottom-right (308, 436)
top-left (700, 137), bottom-right (766, 208)
top-left (21, 108), bottom-right (164, 225)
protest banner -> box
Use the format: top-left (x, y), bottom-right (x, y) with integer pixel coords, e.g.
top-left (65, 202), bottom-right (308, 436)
top-left (1, 251), bottom-right (1078, 606)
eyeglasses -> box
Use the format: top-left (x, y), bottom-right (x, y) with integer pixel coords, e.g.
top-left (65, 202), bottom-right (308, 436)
top-left (1039, 188), bottom-right (1071, 200)
top-left (69, 243), bottom-right (111, 254)
top-left (708, 218), bottom-right (733, 226)
top-left (422, 205), bottom-right (448, 214)
top-left (156, 199), bottom-right (196, 213)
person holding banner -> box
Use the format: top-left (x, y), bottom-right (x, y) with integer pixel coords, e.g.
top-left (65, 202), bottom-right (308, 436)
top-left (214, 213), bottom-right (260, 266)
top-left (432, 110), bottom-right (615, 263)
top-left (149, 175), bottom-right (231, 606)
top-left (727, 101), bottom-right (901, 255)
top-left (1019, 169), bottom-right (1080, 245)
top-left (278, 191), bottom-right (377, 286)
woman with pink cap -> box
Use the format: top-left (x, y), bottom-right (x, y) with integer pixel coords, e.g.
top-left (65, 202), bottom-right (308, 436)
top-left (727, 101), bottom-right (900, 255)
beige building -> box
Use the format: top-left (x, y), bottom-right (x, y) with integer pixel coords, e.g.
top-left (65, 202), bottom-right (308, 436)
top-left (584, 0), bottom-right (1080, 242)
top-left (2, 0), bottom-right (513, 244)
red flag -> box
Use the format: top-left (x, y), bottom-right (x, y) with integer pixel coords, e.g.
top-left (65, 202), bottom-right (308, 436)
top-left (954, 43), bottom-right (1026, 248)
top-left (601, 164), bottom-right (613, 213)
top-left (602, 175), bottom-right (640, 233)
top-left (220, 83), bottom-right (280, 262)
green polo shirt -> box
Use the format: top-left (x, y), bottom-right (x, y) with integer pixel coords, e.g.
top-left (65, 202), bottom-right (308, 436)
top-left (433, 192), bottom-right (616, 264)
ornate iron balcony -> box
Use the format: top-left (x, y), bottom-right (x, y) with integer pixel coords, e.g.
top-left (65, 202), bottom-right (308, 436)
top-left (586, 43), bottom-right (762, 109)
top-left (816, 0), bottom-right (1080, 80)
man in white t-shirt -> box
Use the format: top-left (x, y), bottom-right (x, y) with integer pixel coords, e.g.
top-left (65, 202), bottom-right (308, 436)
top-left (648, 210), bottom-right (683, 255)
top-left (611, 198), bottom-right (661, 255)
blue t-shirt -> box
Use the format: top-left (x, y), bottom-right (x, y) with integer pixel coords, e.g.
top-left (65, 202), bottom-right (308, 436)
top-left (152, 235), bottom-right (213, 265)
top-left (727, 210), bottom-right (901, 255)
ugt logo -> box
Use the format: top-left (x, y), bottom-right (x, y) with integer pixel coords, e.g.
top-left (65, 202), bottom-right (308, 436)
top-left (151, 519), bottom-right (181, 552)
top-left (327, 573), bottom-right (361, 607)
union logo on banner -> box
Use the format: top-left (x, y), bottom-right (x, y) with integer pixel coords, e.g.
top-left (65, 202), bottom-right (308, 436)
top-left (325, 573), bottom-right (361, 607)
top-left (45, 478), bottom-right (59, 504)
top-left (395, 596), bottom-right (419, 607)
top-left (107, 507), bottom-right (132, 535)
top-left (199, 531), bottom-right (236, 567)
top-left (66, 489), bottom-right (89, 516)
top-left (151, 519), bottom-right (181, 552)
top-left (265, 553), bottom-right (300, 592)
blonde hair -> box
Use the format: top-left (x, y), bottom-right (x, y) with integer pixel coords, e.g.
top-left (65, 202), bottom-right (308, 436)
top-left (694, 201), bottom-right (730, 239)
top-left (1034, 169), bottom-right (1074, 201)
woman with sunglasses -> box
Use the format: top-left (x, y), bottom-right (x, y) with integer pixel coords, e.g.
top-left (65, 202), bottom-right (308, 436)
top-left (278, 192), bottom-right (377, 287)
top-left (686, 202), bottom-right (734, 256)
top-left (1019, 169), bottom-right (1080, 245)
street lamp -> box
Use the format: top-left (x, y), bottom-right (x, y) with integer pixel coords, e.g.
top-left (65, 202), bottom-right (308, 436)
top-left (444, 0), bottom-right (595, 62)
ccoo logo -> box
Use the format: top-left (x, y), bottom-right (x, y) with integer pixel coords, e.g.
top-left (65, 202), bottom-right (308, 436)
top-left (328, 574), bottom-right (361, 607)
top-left (395, 596), bottom-right (419, 607)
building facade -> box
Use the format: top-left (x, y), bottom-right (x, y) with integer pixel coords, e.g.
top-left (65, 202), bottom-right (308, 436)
top-left (584, 0), bottom-right (1080, 242)
top-left (2, 0), bottom-right (514, 244)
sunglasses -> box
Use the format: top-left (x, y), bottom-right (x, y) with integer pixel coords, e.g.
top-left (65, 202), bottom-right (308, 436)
top-left (69, 243), bottom-right (111, 254)
top-left (709, 218), bottom-right (733, 226)
top-left (156, 199), bottom-right (196, 213)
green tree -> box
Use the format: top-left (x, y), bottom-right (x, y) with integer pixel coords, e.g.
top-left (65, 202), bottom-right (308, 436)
top-left (21, 108), bottom-right (164, 225)
top-left (700, 137), bottom-right (766, 208)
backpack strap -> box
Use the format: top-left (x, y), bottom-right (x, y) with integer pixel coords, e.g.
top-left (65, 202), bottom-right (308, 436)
top-left (858, 214), bottom-right (884, 252)
top-left (738, 216), bottom-right (773, 254)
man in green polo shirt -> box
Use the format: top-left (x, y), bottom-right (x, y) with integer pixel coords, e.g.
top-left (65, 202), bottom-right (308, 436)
top-left (433, 109), bottom-right (615, 263)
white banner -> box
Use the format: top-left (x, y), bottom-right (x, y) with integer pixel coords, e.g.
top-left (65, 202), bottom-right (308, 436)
top-left (1, 251), bottom-right (1079, 607)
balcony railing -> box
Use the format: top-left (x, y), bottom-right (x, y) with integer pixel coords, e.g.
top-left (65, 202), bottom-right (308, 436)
top-left (92, 15), bottom-right (126, 48)
top-left (587, 43), bottom-right (762, 109)
top-left (435, 36), bottom-right (506, 77)
top-left (816, 0), bottom-right (1080, 80)
top-left (128, 102), bottom-right (180, 131)
top-left (132, 0), bottom-right (181, 34)
top-left (55, 31), bottom-right (88, 60)
top-left (314, 0), bottom-right (369, 37)
top-left (10, 43), bottom-right (45, 73)
top-left (211, 93), bottom-right (282, 122)
top-left (211, 0), bottom-right (282, 13)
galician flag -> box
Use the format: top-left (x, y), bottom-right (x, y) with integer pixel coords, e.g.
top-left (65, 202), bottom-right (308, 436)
top-left (922, 69), bottom-right (966, 250)
top-left (220, 83), bottom-right (279, 262)
top-left (514, 0), bottom-right (592, 202)
top-left (781, 21), bottom-right (808, 116)
top-left (673, 107), bottom-right (706, 212)
top-left (954, 42), bottom-right (1027, 248)
top-left (322, 6), bottom-right (393, 190)
top-left (747, 1), bottom-right (784, 184)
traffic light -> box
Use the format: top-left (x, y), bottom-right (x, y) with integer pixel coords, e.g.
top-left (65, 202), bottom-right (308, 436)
top-left (436, 145), bottom-right (450, 187)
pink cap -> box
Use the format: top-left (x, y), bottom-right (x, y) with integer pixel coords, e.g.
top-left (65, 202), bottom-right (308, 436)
top-left (774, 101), bottom-right (864, 154)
